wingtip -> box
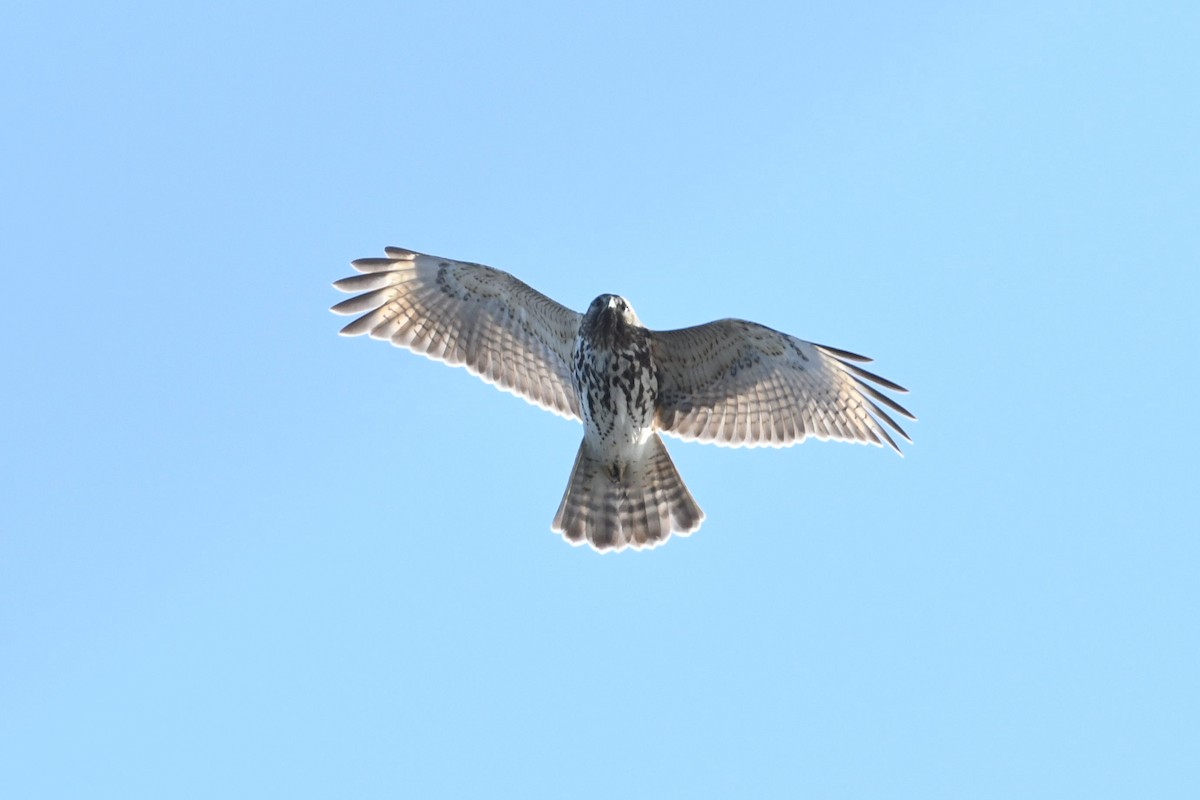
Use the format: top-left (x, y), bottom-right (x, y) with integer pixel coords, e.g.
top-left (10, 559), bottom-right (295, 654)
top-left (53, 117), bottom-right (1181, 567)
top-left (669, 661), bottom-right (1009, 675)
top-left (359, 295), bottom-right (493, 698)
top-left (336, 318), bottom-right (372, 336)
top-left (815, 343), bottom-right (874, 363)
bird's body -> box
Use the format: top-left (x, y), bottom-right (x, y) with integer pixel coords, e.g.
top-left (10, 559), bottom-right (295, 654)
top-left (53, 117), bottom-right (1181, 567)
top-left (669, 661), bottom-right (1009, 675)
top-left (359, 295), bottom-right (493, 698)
top-left (572, 295), bottom-right (658, 453)
top-left (332, 247), bottom-right (914, 552)
top-left (557, 295), bottom-right (703, 549)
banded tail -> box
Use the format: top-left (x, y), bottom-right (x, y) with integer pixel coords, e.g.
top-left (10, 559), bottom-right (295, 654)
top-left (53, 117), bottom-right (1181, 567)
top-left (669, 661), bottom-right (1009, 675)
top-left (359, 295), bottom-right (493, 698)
top-left (552, 433), bottom-right (704, 552)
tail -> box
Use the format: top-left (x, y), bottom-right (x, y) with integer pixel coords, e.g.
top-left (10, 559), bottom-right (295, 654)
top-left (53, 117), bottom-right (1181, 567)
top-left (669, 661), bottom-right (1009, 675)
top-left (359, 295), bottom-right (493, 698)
top-left (551, 434), bottom-right (704, 552)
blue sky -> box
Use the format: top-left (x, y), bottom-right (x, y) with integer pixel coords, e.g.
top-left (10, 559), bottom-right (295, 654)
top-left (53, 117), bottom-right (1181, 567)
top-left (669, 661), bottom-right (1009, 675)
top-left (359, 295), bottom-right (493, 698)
top-left (2, 1), bottom-right (1197, 797)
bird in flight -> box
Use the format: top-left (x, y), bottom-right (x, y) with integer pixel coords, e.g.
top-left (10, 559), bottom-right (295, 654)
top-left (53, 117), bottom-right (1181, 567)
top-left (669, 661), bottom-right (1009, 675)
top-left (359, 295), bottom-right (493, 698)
top-left (331, 247), bottom-right (914, 552)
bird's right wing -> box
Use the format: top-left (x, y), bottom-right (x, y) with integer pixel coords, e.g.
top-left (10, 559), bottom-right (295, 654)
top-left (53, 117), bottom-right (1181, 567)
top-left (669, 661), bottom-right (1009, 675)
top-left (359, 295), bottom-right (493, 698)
top-left (331, 247), bottom-right (582, 420)
top-left (651, 319), bottom-right (914, 452)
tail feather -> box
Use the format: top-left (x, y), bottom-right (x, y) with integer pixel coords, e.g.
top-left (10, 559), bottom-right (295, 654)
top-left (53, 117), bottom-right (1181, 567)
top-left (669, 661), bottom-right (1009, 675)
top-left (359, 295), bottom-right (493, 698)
top-left (552, 434), bottom-right (704, 552)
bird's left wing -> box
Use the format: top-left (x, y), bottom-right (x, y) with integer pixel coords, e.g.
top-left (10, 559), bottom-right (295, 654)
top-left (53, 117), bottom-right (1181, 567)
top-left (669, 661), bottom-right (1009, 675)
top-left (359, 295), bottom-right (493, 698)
top-left (651, 319), bottom-right (914, 452)
top-left (331, 247), bottom-right (582, 420)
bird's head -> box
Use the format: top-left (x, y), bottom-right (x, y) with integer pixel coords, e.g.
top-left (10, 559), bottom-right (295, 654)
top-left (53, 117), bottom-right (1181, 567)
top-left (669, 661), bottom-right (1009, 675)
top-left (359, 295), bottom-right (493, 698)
top-left (585, 294), bottom-right (642, 329)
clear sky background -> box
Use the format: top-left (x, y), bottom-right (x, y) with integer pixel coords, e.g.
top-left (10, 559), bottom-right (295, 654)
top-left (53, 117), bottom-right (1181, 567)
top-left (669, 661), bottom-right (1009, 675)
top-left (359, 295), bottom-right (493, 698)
top-left (3, 1), bottom-right (1197, 797)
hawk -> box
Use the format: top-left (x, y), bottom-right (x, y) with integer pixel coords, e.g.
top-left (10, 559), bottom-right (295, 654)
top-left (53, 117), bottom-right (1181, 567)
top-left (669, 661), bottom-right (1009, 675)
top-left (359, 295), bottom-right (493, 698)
top-left (331, 247), bottom-right (914, 552)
